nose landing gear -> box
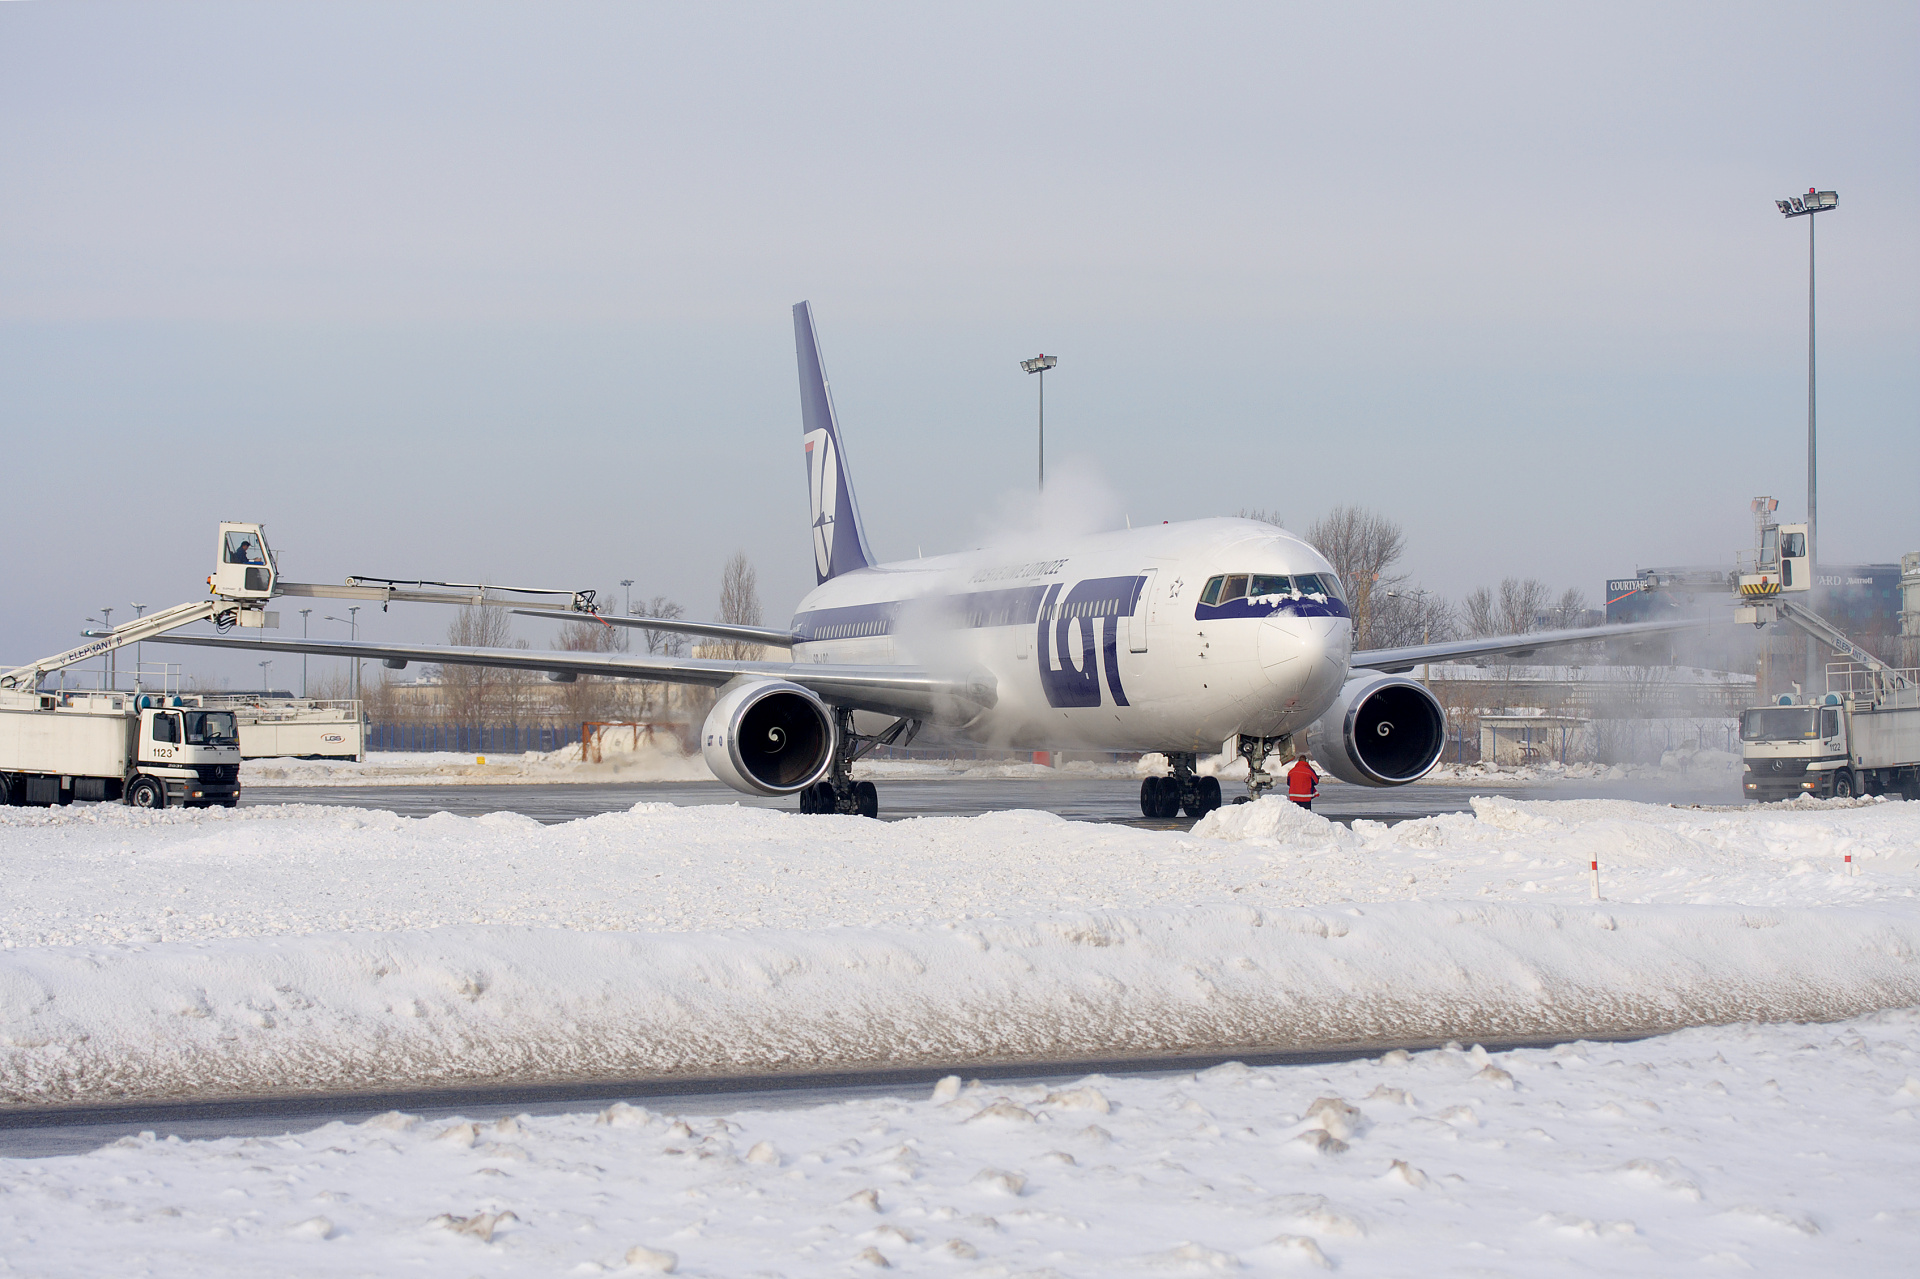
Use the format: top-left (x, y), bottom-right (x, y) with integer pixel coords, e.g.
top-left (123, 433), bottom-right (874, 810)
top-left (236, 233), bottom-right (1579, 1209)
top-left (798, 709), bottom-right (915, 818)
top-left (1234, 733), bottom-right (1291, 803)
top-left (1139, 751), bottom-right (1224, 819)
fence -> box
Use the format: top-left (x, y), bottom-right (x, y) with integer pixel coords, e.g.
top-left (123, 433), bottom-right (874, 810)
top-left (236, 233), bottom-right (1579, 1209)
top-left (366, 723), bottom-right (584, 754)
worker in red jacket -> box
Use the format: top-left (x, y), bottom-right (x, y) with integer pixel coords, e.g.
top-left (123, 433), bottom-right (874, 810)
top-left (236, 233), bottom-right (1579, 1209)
top-left (1287, 754), bottom-right (1320, 810)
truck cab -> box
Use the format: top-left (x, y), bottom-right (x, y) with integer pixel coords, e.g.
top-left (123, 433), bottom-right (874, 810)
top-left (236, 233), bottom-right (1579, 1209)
top-left (1740, 700), bottom-right (1848, 801)
top-left (130, 704), bottom-right (242, 808)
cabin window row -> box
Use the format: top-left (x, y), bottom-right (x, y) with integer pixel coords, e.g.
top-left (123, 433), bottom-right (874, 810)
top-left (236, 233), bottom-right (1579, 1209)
top-left (816, 621), bottom-right (889, 639)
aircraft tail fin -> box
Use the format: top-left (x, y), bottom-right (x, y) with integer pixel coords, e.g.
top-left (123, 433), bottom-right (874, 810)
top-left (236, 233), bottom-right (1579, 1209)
top-left (794, 301), bottom-right (876, 584)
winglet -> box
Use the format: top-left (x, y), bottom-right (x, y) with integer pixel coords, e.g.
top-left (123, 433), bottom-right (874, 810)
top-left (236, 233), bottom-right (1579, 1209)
top-left (794, 301), bottom-right (876, 584)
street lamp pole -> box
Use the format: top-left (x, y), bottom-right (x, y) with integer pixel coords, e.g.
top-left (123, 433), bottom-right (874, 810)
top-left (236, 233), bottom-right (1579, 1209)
top-left (1020, 354), bottom-right (1057, 491)
top-left (620, 579), bottom-right (634, 616)
top-left (130, 603), bottom-right (146, 689)
top-left (299, 609), bottom-right (312, 697)
top-left (1776, 187), bottom-right (1838, 690)
top-left (326, 608), bottom-right (362, 704)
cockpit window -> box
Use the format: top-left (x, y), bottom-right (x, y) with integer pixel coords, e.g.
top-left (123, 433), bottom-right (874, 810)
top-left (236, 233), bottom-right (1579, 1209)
top-left (1201, 571), bottom-right (1346, 608)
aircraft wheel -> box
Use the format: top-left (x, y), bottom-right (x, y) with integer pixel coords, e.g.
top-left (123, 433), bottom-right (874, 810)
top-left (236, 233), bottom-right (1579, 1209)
top-left (854, 780), bottom-right (879, 819)
top-left (1139, 777), bottom-right (1177, 819)
top-left (799, 783), bottom-right (817, 814)
top-left (126, 777), bottom-right (166, 809)
top-left (1183, 775), bottom-right (1222, 817)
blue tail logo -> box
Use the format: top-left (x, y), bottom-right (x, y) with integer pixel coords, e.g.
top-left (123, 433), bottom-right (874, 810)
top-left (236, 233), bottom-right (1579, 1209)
top-left (794, 301), bottom-right (875, 584)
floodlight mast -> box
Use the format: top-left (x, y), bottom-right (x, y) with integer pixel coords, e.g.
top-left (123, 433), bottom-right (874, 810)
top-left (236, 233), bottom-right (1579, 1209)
top-left (1021, 354), bottom-right (1058, 490)
top-left (1775, 187), bottom-right (1838, 691)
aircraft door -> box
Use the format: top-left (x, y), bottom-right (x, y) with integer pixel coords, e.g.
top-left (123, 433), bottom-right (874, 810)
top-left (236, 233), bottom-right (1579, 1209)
top-left (1129, 570), bottom-right (1157, 653)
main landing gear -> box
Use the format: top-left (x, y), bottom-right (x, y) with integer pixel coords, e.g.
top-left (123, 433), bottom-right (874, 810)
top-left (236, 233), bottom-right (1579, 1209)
top-left (798, 709), bottom-right (918, 820)
top-left (1139, 751), bottom-right (1223, 819)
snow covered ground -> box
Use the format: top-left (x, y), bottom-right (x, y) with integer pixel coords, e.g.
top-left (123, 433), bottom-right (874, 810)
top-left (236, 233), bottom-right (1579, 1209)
top-left (1, 795), bottom-right (1915, 1105)
top-left (5, 1010), bottom-right (1916, 1276)
top-left (244, 745), bottom-right (1742, 788)
top-left (242, 743), bottom-right (714, 787)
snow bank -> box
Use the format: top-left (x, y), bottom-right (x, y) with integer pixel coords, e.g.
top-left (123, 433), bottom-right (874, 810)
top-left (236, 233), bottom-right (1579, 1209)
top-left (3, 900), bottom-right (1917, 1105)
top-left (2, 796), bottom-right (1918, 1105)
top-left (242, 740), bottom-right (711, 786)
top-left (7, 1010), bottom-right (1918, 1275)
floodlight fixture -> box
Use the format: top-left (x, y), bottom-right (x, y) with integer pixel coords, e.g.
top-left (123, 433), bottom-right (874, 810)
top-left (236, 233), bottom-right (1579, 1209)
top-left (1776, 188), bottom-right (1838, 217)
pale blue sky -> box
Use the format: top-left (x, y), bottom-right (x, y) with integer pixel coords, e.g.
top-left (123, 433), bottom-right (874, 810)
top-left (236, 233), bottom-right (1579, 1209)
top-left (2, 2), bottom-right (1914, 683)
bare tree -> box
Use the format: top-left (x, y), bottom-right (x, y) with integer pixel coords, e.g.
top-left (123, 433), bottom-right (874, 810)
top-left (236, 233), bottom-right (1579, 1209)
top-left (437, 606), bottom-right (529, 723)
top-left (1548, 586), bottom-right (1590, 631)
top-left (716, 552), bottom-right (765, 661)
top-left (1462, 586), bottom-right (1499, 638)
top-left (1306, 505), bottom-right (1407, 648)
top-left (1497, 578), bottom-right (1553, 635)
top-left (635, 594), bottom-right (688, 657)
top-left (1368, 590), bottom-right (1458, 650)
top-left (1240, 508), bottom-right (1285, 528)
top-left (552, 591), bottom-right (632, 723)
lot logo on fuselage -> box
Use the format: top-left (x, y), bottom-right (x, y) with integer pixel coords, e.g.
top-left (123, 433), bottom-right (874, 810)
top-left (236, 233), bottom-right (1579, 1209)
top-left (1036, 576), bottom-right (1146, 709)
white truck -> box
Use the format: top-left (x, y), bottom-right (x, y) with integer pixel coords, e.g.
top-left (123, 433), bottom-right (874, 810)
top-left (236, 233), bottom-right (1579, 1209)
top-left (214, 697), bottom-right (365, 761)
top-left (0, 521), bottom-right (280, 808)
top-left (1733, 503), bottom-right (1920, 802)
top-left (0, 690), bottom-right (242, 808)
top-left (1740, 688), bottom-right (1920, 802)
top-left (0, 519), bottom-right (599, 801)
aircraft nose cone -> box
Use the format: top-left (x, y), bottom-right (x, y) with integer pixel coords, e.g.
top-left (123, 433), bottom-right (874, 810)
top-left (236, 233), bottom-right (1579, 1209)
top-left (1259, 615), bottom-right (1331, 681)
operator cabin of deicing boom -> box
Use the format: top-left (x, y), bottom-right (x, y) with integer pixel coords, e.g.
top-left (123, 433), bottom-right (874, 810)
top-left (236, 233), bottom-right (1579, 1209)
top-left (148, 302), bottom-right (1699, 821)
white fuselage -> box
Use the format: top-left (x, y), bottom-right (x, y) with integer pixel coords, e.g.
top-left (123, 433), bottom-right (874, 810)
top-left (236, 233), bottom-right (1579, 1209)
top-left (787, 518), bottom-right (1354, 752)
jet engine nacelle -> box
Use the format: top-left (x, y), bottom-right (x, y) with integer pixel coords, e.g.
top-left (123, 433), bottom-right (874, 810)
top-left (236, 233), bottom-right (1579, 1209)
top-left (700, 678), bottom-right (835, 796)
top-left (1307, 672), bottom-right (1446, 787)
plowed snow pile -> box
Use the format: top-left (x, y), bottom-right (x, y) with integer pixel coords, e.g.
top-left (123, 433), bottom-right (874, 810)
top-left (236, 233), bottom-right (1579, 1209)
top-left (9, 1011), bottom-right (1916, 1276)
top-left (1, 795), bottom-right (1916, 1105)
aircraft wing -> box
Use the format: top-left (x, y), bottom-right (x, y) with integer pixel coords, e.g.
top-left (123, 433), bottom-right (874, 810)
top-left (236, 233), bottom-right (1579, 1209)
top-left (509, 609), bottom-right (798, 648)
top-left (1351, 617), bottom-right (1700, 673)
top-left (147, 633), bottom-right (992, 720)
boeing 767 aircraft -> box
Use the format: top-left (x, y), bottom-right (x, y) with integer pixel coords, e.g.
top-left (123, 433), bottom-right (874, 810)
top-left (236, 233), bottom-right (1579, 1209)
top-left (161, 302), bottom-right (1690, 818)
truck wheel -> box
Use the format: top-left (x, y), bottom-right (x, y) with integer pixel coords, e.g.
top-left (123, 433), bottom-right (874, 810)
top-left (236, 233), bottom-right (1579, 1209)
top-left (1833, 771), bottom-right (1854, 799)
top-left (126, 777), bottom-right (166, 809)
